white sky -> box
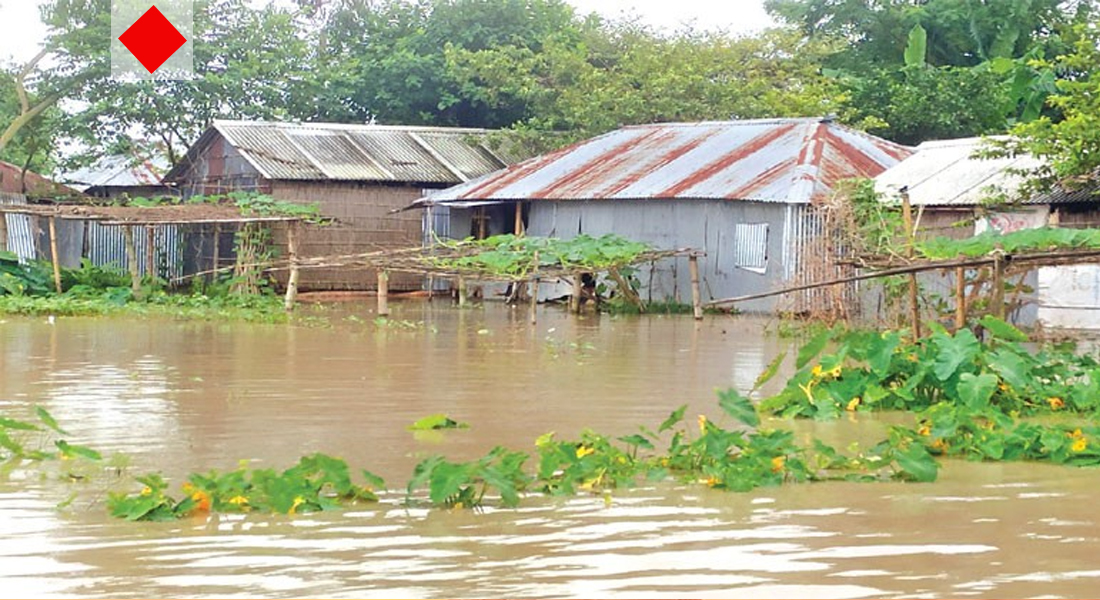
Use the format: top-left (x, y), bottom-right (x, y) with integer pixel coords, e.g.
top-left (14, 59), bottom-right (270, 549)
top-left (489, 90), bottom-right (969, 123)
top-left (0, 0), bottom-right (774, 64)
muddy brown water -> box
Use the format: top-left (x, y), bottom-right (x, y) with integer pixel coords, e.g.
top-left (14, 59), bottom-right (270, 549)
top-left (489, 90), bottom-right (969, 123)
top-left (2, 302), bottom-right (1099, 598)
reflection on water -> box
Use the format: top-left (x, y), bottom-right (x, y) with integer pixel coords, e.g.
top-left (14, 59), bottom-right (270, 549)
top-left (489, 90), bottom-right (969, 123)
top-left (2, 303), bottom-right (1100, 598)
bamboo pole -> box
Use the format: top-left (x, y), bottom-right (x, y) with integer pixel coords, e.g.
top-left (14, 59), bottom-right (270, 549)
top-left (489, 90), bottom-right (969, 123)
top-left (377, 270), bottom-right (390, 316)
top-left (689, 255), bottom-right (703, 320)
top-left (954, 264), bottom-right (967, 332)
top-left (529, 251), bottom-right (539, 325)
top-left (707, 256), bottom-right (1001, 307)
top-left (901, 191), bottom-right (921, 338)
top-left (992, 247), bottom-right (1006, 320)
top-left (570, 272), bottom-right (582, 314)
top-left (514, 202), bottom-right (524, 236)
top-left (0, 213), bottom-right (8, 252)
top-left (457, 277), bottom-right (467, 307)
top-left (284, 221), bottom-right (301, 312)
top-left (48, 216), bottom-right (62, 294)
top-left (145, 225), bottom-right (156, 280)
top-left (211, 223), bottom-right (221, 285)
top-left (123, 225), bottom-right (142, 298)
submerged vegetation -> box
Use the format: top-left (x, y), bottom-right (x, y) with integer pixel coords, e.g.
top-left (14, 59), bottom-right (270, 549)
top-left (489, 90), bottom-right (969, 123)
top-left (6, 315), bottom-right (1100, 521)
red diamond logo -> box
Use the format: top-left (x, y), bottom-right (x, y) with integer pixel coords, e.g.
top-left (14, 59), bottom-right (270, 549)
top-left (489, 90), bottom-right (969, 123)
top-left (118, 6), bottom-right (187, 73)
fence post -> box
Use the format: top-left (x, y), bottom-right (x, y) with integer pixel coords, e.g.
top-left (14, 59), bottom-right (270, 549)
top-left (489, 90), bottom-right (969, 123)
top-left (48, 217), bottom-right (62, 294)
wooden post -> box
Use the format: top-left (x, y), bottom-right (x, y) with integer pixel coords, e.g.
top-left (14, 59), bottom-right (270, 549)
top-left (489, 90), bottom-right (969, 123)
top-left (0, 213), bottom-right (8, 252)
top-left (48, 217), bottom-right (62, 294)
top-left (529, 251), bottom-right (539, 325)
top-left (145, 225), bottom-right (156, 280)
top-left (992, 247), bottom-right (1006, 320)
top-left (570, 273), bottom-right (582, 314)
top-left (689, 254), bottom-right (703, 321)
top-left (954, 264), bottom-right (967, 332)
top-left (901, 190), bottom-right (921, 338)
top-left (284, 221), bottom-right (301, 312)
top-left (123, 225), bottom-right (142, 298)
top-left (457, 277), bottom-right (467, 307)
top-left (377, 270), bottom-right (390, 316)
top-left (211, 223), bottom-right (221, 284)
top-left (514, 202), bottom-right (524, 236)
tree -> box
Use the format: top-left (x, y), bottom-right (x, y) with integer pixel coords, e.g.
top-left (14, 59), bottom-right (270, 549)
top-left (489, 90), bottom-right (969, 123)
top-left (765, 0), bottom-right (1095, 68)
top-left (0, 0), bottom-right (109, 159)
top-left (444, 22), bottom-right (842, 144)
top-left (63, 0), bottom-right (321, 166)
top-left (1006, 23), bottom-right (1100, 191)
top-left (766, 0), bottom-right (1097, 144)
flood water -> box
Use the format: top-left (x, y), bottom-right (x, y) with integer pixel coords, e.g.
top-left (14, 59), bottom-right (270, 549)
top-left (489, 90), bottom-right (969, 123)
top-left (2, 302), bottom-right (1100, 598)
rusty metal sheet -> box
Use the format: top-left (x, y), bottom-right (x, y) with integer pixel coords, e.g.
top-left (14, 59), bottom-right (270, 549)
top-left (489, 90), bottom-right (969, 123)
top-left (166, 121), bottom-right (516, 185)
top-left (424, 119), bottom-right (910, 205)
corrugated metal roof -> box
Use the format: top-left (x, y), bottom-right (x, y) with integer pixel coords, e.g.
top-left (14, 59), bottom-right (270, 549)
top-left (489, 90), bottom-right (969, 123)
top-left (873, 137), bottom-right (1093, 206)
top-left (0, 161), bottom-right (81, 197)
top-left (62, 155), bottom-right (168, 191)
top-left (164, 120), bottom-right (512, 184)
top-left (420, 118), bottom-right (911, 205)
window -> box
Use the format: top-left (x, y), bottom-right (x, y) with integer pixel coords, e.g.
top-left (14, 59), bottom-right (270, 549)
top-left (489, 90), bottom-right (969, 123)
top-left (733, 223), bottom-right (768, 274)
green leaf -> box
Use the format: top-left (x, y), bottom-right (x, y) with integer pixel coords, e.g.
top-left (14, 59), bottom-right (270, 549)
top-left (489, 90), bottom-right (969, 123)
top-left (360, 469), bottom-right (386, 491)
top-left (978, 315), bottom-right (1029, 342)
top-left (718, 388), bottom-right (760, 428)
top-left (35, 406), bottom-right (69, 435)
top-left (55, 440), bottom-right (102, 461)
top-left (408, 414), bottom-right (469, 431)
top-left (617, 434), bottom-right (654, 450)
top-left (0, 417), bottom-right (39, 431)
top-left (932, 329), bottom-right (980, 381)
top-left (659, 404), bottom-right (687, 433)
top-left (894, 443), bottom-right (938, 482)
top-left (752, 350), bottom-right (787, 393)
top-left (957, 373), bottom-right (999, 410)
top-left (0, 429), bottom-right (25, 456)
top-left (796, 329), bottom-right (832, 370)
top-left (904, 24), bottom-right (928, 68)
top-left (428, 461), bottom-right (472, 505)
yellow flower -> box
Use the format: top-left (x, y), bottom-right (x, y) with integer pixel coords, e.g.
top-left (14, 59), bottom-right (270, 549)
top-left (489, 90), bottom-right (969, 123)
top-left (575, 445), bottom-right (595, 459)
top-left (1072, 438), bottom-right (1088, 453)
top-left (140, 486), bottom-right (152, 496)
top-left (289, 496), bottom-right (306, 514)
top-left (907, 353), bottom-right (919, 362)
top-left (698, 414), bottom-right (707, 434)
top-left (917, 422), bottom-right (932, 437)
top-left (1047, 397), bottom-right (1065, 410)
top-left (616, 455), bottom-right (627, 464)
top-left (828, 366), bottom-right (843, 378)
top-left (705, 475), bottom-right (720, 488)
top-left (771, 456), bottom-right (786, 473)
top-left (191, 490), bottom-right (211, 512)
top-left (931, 438), bottom-right (949, 452)
top-left (1071, 428), bottom-right (1084, 439)
top-left (846, 397), bottom-right (861, 411)
top-left (227, 495), bottom-right (249, 506)
top-left (811, 365), bottom-right (824, 378)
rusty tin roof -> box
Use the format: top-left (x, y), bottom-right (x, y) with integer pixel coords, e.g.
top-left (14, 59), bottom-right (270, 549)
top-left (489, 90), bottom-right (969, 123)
top-left (165, 120), bottom-right (515, 185)
top-left (421, 118), bottom-right (911, 205)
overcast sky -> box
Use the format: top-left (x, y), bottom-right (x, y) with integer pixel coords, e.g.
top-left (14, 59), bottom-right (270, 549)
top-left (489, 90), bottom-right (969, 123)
top-left (0, 1), bottom-right (775, 64)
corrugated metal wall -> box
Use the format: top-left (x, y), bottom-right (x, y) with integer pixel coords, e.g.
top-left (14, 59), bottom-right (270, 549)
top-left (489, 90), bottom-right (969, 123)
top-left (0, 193), bottom-right (37, 262)
top-left (524, 199), bottom-right (793, 312)
top-left (85, 222), bottom-right (184, 280)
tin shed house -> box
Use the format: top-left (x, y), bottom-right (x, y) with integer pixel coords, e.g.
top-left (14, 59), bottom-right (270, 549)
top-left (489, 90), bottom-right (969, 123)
top-left (164, 120), bottom-right (523, 291)
top-left (418, 118), bottom-right (910, 312)
top-left (875, 137), bottom-right (1100, 330)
